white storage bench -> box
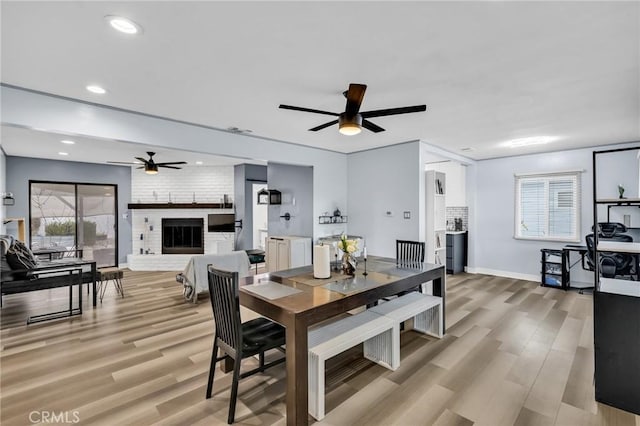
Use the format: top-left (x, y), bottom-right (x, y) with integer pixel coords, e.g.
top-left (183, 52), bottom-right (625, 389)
top-left (369, 291), bottom-right (443, 338)
top-left (308, 310), bottom-right (399, 420)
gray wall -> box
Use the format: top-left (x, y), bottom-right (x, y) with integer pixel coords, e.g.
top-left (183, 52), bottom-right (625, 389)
top-left (5, 156), bottom-right (132, 264)
top-left (347, 142), bottom-right (422, 258)
top-left (471, 142), bottom-right (640, 280)
top-left (234, 164), bottom-right (267, 250)
top-left (267, 162), bottom-right (313, 238)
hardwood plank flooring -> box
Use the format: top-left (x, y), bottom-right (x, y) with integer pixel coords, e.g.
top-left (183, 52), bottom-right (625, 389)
top-left (1, 271), bottom-right (639, 425)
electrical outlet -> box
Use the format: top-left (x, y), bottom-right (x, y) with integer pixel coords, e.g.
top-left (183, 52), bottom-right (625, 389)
top-left (404, 211), bottom-right (411, 219)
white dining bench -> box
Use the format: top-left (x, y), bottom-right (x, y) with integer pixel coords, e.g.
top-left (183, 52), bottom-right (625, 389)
top-left (308, 310), bottom-right (399, 420)
top-left (369, 291), bottom-right (443, 338)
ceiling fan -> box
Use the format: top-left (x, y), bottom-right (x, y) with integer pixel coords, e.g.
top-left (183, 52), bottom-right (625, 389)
top-left (107, 152), bottom-right (187, 174)
top-left (279, 83), bottom-right (426, 135)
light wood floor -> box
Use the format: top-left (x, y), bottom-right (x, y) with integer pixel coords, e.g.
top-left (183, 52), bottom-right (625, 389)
top-left (1, 271), bottom-right (639, 425)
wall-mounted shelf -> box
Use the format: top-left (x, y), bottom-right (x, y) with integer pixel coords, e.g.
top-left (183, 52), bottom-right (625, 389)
top-left (128, 203), bottom-right (233, 209)
top-left (319, 215), bottom-right (347, 224)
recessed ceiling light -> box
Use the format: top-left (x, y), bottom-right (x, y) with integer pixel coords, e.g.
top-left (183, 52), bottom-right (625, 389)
top-left (105, 15), bottom-right (143, 34)
top-left (504, 136), bottom-right (557, 148)
top-left (61, 139), bottom-right (75, 145)
top-left (195, 161), bottom-right (203, 165)
top-left (86, 85), bottom-right (107, 94)
top-left (58, 152), bottom-right (69, 156)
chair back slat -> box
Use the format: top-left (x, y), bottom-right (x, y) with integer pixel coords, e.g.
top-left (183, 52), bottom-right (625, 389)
top-left (208, 266), bottom-right (242, 353)
top-left (396, 240), bottom-right (425, 266)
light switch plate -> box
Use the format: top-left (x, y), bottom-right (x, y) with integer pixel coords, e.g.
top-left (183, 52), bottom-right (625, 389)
top-left (404, 211), bottom-right (411, 219)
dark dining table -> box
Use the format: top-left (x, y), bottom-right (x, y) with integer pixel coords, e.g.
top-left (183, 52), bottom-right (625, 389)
top-left (238, 256), bottom-right (446, 426)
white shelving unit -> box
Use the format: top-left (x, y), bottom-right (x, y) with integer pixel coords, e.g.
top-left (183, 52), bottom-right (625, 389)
top-left (425, 170), bottom-right (446, 265)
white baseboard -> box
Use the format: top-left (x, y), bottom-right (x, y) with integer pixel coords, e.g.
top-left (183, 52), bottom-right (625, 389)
top-left (119, 262), bottom-right (129, 269)
top-left (465, 267), bottom-right (538, 283)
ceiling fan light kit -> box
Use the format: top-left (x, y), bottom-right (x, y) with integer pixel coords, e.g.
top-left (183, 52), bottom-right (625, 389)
top-left (279, 83), bottom-right (426, 135)
top-left (338, 114), bottom-right (362, 136)
top-left (107, 151), bottom-right (186, 174)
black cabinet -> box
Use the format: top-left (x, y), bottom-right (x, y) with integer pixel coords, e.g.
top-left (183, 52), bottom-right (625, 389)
top-left (446, 232), bottom-right (466, 274)
top-left (540, 249), bottom-right (566, 289)
top-left (594, 291), bottom-right (640, 415)
top-left (591, 146), bottom-right (640, 415)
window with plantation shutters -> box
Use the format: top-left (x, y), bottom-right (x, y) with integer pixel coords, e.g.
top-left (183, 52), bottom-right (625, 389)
top-left (514, 171), bottom-right (581, 241)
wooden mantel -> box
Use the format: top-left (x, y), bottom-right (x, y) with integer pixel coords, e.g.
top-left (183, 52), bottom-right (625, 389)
top-left (127, 203), bottom-right (233, 209)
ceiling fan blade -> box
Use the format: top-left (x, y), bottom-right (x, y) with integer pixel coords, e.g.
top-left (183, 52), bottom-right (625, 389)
top-left (134, 157), bottom-right (149, 164)
top-left (345, 83), bottom-right (367, 116)
top-left (155, 161), bottom-right (187, 166)
top-left (159, 165), bottom-right (182, 169)
top-left (279, 104), bottom-right (339, 117)
top-left (362, 119), bottom-right (385, 133)
top-left (309, 119), bottom-right (339, 131)
top-left (107, 161), bottom-right (139, 165)
top-left (361, 105), bottom-right (427, 118)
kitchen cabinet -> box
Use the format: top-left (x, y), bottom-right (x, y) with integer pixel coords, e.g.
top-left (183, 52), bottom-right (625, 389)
top-left (266, 236), bottom-right (312, 272)
top-left (446, 232), bottom-right (466, 274)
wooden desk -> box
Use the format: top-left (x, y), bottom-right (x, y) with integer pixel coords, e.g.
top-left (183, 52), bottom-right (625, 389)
top-left (238, 256), bottom-right (445, 426)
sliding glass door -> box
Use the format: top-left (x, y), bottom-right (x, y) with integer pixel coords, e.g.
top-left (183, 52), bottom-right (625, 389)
top-left (29, 181), bottom-right (118, 267)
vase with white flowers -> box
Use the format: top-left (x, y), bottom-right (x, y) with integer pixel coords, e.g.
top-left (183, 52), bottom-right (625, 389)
top-left (338, 234), bottom-right (358, 275)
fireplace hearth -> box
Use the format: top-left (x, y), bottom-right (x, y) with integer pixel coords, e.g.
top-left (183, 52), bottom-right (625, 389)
top-left (162, 218), bottom-right (204, 255)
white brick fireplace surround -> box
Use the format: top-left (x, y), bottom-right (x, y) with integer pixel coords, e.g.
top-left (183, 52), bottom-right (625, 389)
top-left (126, 166), bottom-right (235, 271)
top-left (127, 208), bottom-right (235, 270)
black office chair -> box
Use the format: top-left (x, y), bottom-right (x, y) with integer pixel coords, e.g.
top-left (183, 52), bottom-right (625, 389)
top-left (206, 267), bottom-right (286, 424)
top-left (585, 222), bottom-right (635, 279)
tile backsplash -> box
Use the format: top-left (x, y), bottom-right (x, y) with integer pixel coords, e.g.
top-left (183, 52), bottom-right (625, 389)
top-left (446, 206), bottom-right (468, 231)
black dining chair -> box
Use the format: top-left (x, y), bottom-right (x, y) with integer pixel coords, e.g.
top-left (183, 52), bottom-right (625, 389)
top-left (396, 240), bottom-right (425, 266)
top-left (397, 240), bottom-right (426, 293)
top-left (206, 266), bottom-right (286, 424)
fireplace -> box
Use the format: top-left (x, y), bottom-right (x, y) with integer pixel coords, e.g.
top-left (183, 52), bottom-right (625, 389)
top-left (162, 218), bottom-right (204, 254)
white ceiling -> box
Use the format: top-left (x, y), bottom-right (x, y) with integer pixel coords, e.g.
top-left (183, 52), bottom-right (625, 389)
top-left (1, 125), bottom-right (262, 167)
top-left (1, 1), bottom-right (638, 162)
